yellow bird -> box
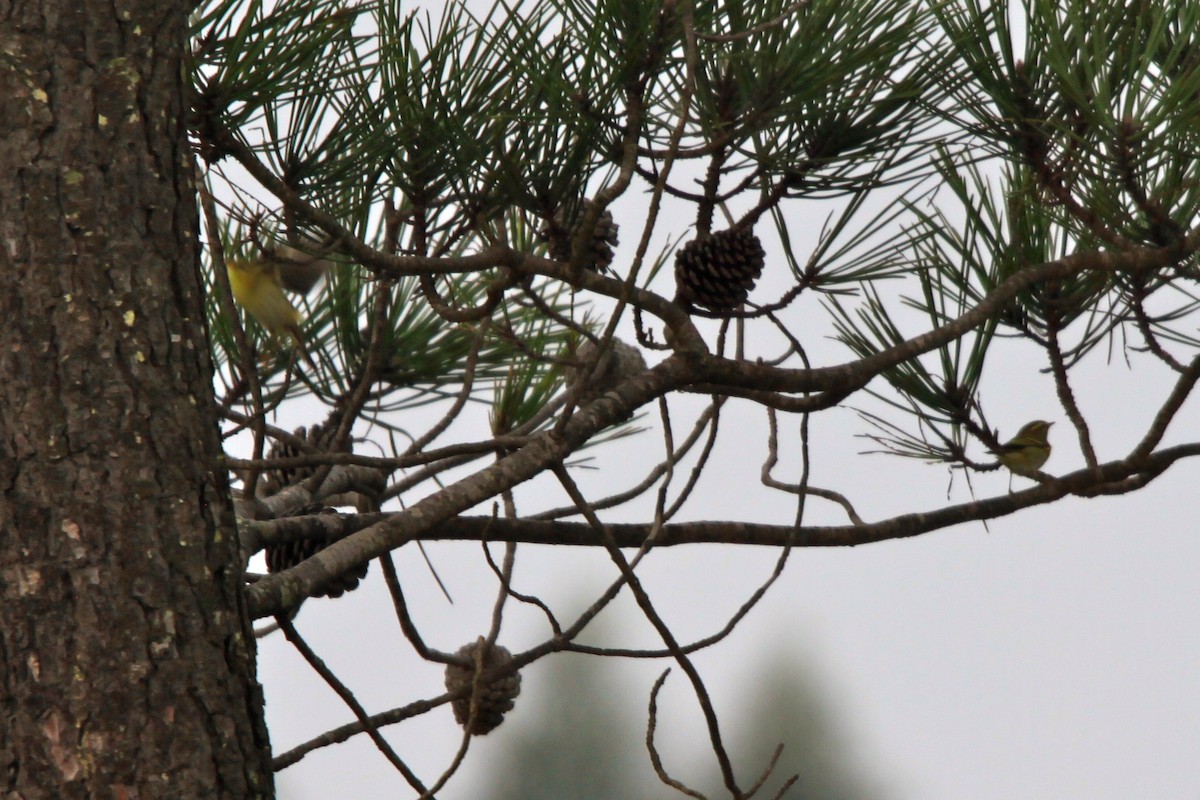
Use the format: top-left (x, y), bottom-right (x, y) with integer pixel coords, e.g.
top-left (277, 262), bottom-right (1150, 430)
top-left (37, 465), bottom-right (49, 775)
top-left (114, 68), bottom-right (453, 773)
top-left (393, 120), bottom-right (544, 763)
top-left (995, 420), bottom-right (1053, 478)
top-left (226, 243), bottom-right (330, 368)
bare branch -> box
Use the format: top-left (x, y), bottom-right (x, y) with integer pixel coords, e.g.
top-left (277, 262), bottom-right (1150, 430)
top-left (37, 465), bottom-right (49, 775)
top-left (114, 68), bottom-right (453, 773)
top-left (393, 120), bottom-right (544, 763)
top-left (276, 616), bottom-right (431, 795)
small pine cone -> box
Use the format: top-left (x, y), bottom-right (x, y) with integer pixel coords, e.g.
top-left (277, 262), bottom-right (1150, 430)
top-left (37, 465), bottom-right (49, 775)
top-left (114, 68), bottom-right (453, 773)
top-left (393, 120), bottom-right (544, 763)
top-left (445, 638), bottom-right (522, 735)
top-left (673, 227), bottom-right (765, 315)
top-left (540, 200), bottom-right (619, 273)
top-left (264, 504), bottom-right (368, 598)
top-left (261, 420), bottom-right (338, 497)
top-left (571, 337), bottom-right (647, 408)
top-left (260, 426), bottom-right (306, 497)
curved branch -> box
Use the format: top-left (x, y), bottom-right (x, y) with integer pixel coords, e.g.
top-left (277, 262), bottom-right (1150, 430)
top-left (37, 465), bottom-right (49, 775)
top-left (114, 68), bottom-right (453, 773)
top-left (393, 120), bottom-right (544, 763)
top-left (690, 235), bottom-right (1200, 398)
top-left (246, 356), bottom-right (693, 616)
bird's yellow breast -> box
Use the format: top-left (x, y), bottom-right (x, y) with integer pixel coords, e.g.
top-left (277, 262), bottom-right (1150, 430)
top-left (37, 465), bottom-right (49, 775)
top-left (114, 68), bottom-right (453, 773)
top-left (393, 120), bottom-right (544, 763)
top-left (226, 259), bottom-right (302, 336)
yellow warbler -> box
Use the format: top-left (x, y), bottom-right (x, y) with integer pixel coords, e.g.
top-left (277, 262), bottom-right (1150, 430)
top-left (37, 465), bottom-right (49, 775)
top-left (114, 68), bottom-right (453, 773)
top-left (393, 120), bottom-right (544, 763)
top-left (226, 243), bottom-right (330, 367)
top-left (995, 420), bottom-right (1053, 477)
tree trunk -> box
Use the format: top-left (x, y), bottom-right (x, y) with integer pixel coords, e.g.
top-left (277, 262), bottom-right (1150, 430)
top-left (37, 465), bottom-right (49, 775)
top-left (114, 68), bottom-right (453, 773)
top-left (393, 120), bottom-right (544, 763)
top-left (0, 1), bottom-right (273, 797)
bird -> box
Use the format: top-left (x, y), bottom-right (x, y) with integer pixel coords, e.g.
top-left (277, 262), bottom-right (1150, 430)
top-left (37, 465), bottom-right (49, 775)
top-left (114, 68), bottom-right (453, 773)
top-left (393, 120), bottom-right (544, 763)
top-left (995, 420), bottom-right (1053, 480)
top-left (226, 243), bottom-right (330, 368)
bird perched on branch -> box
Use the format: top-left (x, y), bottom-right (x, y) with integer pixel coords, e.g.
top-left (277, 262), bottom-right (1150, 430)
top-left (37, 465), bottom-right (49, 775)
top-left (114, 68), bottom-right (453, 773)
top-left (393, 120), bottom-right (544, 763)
top-left (226, 242), bottom-right (330, 368)
top-left (995, 420), bottom-right (1053, 480)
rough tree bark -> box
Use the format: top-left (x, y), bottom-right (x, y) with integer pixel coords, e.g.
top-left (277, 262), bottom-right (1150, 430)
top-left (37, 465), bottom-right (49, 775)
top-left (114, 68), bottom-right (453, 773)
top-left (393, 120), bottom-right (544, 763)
top-left (0, 1), bottom-right (273, 797)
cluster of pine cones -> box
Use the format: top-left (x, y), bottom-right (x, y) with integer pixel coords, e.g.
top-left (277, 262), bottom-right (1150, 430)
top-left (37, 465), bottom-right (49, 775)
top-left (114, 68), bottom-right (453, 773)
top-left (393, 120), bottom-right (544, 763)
top-left (261, 421), bottom-right (368, 598)
top-left (543, 198), bottom-right (765, 316)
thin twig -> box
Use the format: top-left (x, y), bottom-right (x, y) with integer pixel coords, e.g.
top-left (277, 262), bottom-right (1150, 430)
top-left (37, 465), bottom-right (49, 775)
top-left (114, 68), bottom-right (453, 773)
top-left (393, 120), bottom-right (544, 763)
top-left (552, 463), bottom-right (744, 799)
top-left (1044, 313), bottom-right (1098, 469)
top-left (380, 553), bottom-right (456, 664)
top-left (200, 171), bottom-right (268, 498)
top-left (646, 669), bottom-right (708, 800)
top-left (275, 616), bottom-right (432, 796)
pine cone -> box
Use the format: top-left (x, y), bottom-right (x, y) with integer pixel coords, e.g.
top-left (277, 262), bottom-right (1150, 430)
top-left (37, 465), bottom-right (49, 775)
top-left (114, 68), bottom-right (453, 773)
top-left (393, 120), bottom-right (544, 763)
top-left (444, 638), bottom-right (522, 735)
top-left (264, 504), bottom-right (368, 598)
top-left (571, 337), bottom-right (647, 409)
top-left (260, 420), bottom-right (338, 497)
top-left (256, 412), bottom-right (371, 598)
top-left (540, 200), bottom-right (619, 273)
top-left (673, 227), bottom-right (765, 315)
